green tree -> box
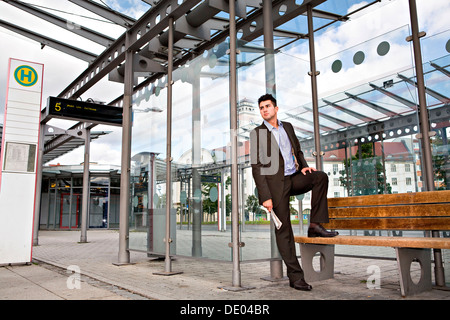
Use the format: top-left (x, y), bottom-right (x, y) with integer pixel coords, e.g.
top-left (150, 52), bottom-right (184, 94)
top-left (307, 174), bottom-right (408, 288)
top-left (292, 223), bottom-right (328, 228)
top-left (202, 182), bottom-right (217, 217)
top-left (431, 134), bottom-right (449, 190)
top-left (245, 194), bottom-right (264, 220)
top-left (339, 142), bottom-right (391, 196)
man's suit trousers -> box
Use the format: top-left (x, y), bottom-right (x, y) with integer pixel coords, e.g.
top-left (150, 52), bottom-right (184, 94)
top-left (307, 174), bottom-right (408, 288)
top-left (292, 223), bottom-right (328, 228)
top-left (272, 170), bottom-right (329, 282)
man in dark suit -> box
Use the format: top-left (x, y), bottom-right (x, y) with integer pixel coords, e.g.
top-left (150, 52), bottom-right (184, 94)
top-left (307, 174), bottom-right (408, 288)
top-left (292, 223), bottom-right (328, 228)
top-left (250, 93), bottom-right (338, 291)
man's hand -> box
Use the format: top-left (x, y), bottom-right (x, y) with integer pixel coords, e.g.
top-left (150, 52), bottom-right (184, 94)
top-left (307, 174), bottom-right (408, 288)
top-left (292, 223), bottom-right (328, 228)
top-left (262, 199), bottom-right (273, 213)
top-left (301, 167), bottom-right (316, 175)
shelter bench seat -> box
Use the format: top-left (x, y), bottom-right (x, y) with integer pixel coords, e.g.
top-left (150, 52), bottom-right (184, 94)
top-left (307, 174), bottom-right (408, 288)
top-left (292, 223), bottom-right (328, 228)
top-left (294, 190), bottom-right (450, 297)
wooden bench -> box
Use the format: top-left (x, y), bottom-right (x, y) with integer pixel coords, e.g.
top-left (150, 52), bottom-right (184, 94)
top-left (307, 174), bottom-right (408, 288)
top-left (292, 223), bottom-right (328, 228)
top-left (294, 190), bottom-right (450, 297)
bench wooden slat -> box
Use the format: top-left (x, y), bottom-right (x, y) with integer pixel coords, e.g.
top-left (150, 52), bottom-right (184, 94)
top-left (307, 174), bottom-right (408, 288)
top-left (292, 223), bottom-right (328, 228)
top-left (323, 217), bottom-right (450, 231)
top-left (328, 190), bottom-right (450, 208)
top-left (329, 203), bottom-right (450, 218)
top-left (294, 235), bottom-right (450, 249)
top-left (298, 191), bottom-right (450, 297)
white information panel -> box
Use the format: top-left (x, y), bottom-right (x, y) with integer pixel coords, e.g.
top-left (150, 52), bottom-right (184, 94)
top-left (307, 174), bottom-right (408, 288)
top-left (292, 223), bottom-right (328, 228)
top-left (0, 58), bottom-right (43, 265)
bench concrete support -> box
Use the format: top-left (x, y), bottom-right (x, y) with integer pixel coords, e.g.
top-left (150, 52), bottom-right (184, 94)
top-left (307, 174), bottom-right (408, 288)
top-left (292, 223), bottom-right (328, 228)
top-left (299, 243), bottom-right (335, 282)
top-left (396, 247), bottom-right (432, 297)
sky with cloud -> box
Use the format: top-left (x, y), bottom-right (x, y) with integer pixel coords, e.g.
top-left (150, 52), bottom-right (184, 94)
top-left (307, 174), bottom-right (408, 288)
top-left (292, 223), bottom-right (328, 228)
top-left (0, 0), bottom-right (448, 166)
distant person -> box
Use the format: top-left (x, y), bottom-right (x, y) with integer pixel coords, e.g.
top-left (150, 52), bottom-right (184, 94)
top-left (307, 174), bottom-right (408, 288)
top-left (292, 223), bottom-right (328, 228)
top-left (250, 93), bottom-right (338, 291)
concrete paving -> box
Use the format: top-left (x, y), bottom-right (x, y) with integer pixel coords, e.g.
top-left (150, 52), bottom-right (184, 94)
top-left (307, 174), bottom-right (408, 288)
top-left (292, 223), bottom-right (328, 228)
top-left (1, 230), bottom-right (449, 305)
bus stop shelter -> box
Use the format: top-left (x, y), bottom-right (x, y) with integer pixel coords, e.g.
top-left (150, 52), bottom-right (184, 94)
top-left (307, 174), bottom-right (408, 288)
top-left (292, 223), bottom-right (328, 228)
top-left (1, 0), bottom-right (448, 289)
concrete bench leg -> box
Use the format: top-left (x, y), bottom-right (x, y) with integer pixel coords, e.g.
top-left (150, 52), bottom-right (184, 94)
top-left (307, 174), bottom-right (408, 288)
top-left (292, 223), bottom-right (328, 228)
top-left (395, 247), bottom-right (432, 297)
top-left (299, 243), bottom-right (335, 282)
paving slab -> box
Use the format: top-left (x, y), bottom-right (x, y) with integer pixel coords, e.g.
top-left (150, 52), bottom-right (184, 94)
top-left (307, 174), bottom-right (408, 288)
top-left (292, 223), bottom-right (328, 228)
top-left (1, 230), bottom-right (448, 309)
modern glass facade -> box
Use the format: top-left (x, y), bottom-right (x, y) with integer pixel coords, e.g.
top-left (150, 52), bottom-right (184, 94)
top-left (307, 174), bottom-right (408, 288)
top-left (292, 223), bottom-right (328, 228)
top-left (39, 165), bottom-right (121, 230)
top-left (128, 0), bottom-right (449, 265)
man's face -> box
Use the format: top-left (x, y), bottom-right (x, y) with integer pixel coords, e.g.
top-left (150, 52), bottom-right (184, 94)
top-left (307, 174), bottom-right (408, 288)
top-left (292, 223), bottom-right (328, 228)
top-left (259, 100), bottom-right (278, 122)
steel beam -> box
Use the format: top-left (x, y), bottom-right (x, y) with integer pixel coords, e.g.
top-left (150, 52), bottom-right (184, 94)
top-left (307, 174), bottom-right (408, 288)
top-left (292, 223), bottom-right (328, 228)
top-left (3, 0), bottom-right (115, 47)
top-left (68, 0), bottom-right (135, 28)
top-left (0, 19), bottom-right (97, 63)
top-left (58, 0), bottom-right (202, 100)
top-left (369, 83), bottom-right (417, 110)
top-left (345, 92), bottom-right (398, 118)
top-left (398, 73), bottom-right (450, 104)
top-left (322, 99), bottom-right (376, 123)
top-left (42, 121), bottom-right (95, 154)
top-left (430, 62), bottom-right (450, 78)
top-left (298, 104), bottom-right (450, 153)
top-left (238, 0), bottom-right (326, 43)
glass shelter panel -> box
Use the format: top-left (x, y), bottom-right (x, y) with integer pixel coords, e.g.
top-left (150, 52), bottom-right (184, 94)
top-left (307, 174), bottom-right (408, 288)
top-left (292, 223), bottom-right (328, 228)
top-left (421, 31), bottom-right (450, 191)
top-left (312, 25), bottom-right (418, 201)
top-left (172, 40), bottom-right (232, 260)
top-left (130, 39), bottom-right (234, 259)
top-left (129, 16), bottom-right (449, 263)
top-left (130, 77), bottom-right (168, 254)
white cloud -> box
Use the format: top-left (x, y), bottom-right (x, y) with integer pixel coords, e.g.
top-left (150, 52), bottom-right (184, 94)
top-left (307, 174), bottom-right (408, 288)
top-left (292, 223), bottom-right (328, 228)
top-left (104, 0), bottom-right (149, 19)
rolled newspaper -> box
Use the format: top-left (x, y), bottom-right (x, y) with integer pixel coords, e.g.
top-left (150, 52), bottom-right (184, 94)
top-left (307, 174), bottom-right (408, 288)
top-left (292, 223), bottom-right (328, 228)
top-left (269, 209), bottom-right (282, 230)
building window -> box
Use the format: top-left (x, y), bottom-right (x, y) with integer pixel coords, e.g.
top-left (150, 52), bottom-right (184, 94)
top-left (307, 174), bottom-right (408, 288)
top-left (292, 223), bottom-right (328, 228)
top-left (333, 164), bottom-right (339, 173)
top-left (406, 177), bottom-right (412, 185)
top-left (392, 178), bottom-right (397, 185)
top-left (391, 164), bottom-right (396, 172)
top-left (333, 178), bottom-right (339, 186)
top-left (405, 163), bottom-right (411, 172)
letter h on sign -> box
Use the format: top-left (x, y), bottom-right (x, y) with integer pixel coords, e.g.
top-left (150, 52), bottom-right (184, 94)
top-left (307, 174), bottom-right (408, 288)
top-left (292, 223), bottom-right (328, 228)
top-left (20, 69), bottom-right (33, 82)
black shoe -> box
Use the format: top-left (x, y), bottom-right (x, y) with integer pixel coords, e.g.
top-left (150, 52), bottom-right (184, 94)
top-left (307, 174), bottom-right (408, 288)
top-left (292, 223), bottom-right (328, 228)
top-left (308, 224), bottom-right (339, 238)
top-left (289, 278), bottom-right (312, 291)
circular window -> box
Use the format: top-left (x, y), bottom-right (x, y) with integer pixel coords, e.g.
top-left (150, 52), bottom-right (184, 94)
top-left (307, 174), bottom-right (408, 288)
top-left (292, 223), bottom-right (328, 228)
top-left (353, 51), bottom-right (365, 65)
top-left (331, 60), bottom-right (342, 73)
top-left (377, 41), bottom-right (390, 56)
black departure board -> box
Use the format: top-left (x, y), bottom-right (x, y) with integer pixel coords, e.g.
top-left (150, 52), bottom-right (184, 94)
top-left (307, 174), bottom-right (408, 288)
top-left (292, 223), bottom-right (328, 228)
top-left (47, 97), bottom-right (122, 126)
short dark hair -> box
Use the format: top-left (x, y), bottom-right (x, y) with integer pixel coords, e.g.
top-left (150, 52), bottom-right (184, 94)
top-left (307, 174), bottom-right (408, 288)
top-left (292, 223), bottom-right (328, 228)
top-left (258, 93), bottom-right (277, 107)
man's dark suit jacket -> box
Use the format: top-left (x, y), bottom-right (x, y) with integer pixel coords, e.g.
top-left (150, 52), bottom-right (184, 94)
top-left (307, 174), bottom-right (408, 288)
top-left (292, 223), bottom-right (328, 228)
top-left (250, 121), bottom-right (309, 209)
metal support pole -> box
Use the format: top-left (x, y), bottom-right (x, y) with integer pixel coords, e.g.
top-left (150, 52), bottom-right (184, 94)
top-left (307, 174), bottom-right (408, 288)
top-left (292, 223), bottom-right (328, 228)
top-left (408, 0), bottom-right (445, 287)
top-left (80, 127), bottom-right (90, 243)
top-left (407, 0), bottom-right (434, 191)
top-left (263, 0), bottom-right (276, 96)
top-left (117, 31), bottom-right (133, 264)
top-left (33, 124), bottom-right (45, 246)
top-left (240, 167), bottom-right (245, 232)
top-left (147, 152), bottom-right (157, 253)
top-left (220, 168), bottom-right (226, 232)
top-left (229, 0), bottom-right (241, 288)
top-left (165, 17), bottom-right (173, 272)
top-left (165, 16), bottom-right (174, 273)
top-left (191, 75), bottom-right (202, 256)
top-left (307, 4), bottom-right (323, 171)
top-left (155, 16), bottom-right (181, 276)
top-left (262, 0), bottom-right (284, 282)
